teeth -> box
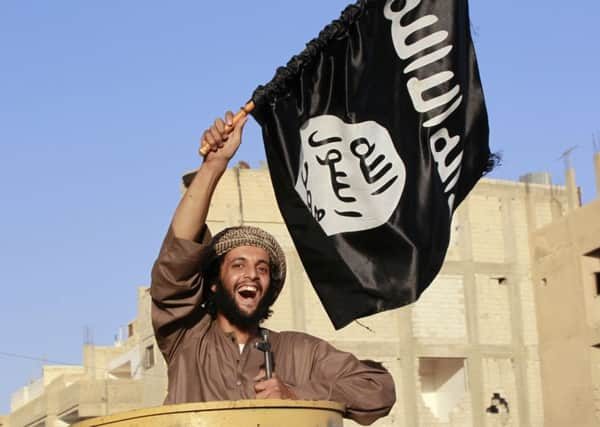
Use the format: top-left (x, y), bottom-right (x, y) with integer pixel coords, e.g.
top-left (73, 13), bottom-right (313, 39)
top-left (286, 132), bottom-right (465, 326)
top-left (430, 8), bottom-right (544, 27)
top-left (237, 285), bottom-right (259, 299)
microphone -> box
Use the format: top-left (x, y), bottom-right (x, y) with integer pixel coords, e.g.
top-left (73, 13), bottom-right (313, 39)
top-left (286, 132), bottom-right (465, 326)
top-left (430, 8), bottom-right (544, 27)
top-left (254, 329), bottom-right (273, 379)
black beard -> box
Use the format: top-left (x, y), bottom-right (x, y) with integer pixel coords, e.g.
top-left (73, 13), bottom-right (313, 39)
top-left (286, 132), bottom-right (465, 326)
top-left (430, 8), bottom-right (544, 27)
top-left (213, 281), bottom-right (275, 331)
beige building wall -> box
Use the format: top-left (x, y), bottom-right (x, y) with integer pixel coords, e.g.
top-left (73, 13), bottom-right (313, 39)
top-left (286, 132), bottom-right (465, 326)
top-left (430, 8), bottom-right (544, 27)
top-left (530, 197), bottom-right (600, 427)
top-left (7, 166), bottom-right (572, 426)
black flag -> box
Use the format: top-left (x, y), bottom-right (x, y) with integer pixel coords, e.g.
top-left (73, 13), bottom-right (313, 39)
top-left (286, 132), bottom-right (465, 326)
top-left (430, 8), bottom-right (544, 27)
top-left (250, 0), bottom-right (493, 329)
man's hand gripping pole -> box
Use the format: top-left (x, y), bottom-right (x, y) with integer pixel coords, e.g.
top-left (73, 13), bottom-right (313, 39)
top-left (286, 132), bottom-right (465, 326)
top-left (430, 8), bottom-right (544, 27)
top-left (198, 101), bottom-right (255, 157)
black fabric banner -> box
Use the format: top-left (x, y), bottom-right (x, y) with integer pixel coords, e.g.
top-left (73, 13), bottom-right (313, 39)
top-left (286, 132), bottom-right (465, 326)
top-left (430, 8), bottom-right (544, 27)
top-left (251, 0), bottom-right (491, 329)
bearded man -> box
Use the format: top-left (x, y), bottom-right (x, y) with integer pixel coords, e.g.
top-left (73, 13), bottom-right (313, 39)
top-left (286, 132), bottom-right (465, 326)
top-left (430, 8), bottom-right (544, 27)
top-left (151, 112), bottom-right (396, 425)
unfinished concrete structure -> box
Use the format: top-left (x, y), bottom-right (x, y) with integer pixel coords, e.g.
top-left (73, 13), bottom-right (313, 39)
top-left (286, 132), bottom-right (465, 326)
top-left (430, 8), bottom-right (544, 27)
top-left (529, 153), bottom-right (600, 427)
top-left (7, 163), bottom-right (593, 426)
top-left (6, 289), bottom-right (167, 427)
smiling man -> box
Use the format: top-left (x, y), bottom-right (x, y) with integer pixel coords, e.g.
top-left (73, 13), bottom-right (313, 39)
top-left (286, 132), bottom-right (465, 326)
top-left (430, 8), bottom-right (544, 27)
top-left (150, 112), bottom-right (396, 425)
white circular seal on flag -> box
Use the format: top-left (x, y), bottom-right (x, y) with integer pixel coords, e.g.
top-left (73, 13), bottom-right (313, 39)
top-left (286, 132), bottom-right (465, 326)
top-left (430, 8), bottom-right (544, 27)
top-left (294, 115), bottom-right (406, 236)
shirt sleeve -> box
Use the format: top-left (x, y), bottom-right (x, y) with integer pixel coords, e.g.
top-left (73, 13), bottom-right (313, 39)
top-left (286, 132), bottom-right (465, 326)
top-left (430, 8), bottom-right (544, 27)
top-left (291, 336), bottom-right (396, 426)
top-left (150, 225), bottom-right (212, 363)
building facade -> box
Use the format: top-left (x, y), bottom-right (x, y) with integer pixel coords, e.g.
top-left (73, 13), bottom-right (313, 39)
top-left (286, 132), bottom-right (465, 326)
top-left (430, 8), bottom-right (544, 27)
top-left (530, 194), bottom-right (600, 426)
top-left (7, 165), bottom-right (591, 427)
top-left (6, 288), bottom-right (167, 427)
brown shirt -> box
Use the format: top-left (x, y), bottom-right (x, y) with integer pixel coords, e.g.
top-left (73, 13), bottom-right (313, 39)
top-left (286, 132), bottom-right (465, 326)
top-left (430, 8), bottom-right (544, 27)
top-left (150, 227), bottom-right (396, 425)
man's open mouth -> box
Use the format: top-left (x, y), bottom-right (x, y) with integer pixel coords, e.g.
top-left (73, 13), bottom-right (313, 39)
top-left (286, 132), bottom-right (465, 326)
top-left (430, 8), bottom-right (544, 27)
top-left (237, 285), bottom-right (259, 300)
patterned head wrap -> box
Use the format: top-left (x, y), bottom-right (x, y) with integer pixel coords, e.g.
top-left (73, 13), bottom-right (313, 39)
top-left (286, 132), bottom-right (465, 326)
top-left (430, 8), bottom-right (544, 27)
top-left (210, 226), bottom-right (286, 293)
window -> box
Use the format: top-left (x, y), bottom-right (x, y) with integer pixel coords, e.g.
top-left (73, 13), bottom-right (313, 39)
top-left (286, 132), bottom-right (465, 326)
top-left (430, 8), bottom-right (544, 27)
top-left (143, 345), bottom-right (155, 369)
top-left (419, 358), bottom-right (467, 422)
top-left (585, 248), bottom-right (600, 259)
top-left (127, 323), bottom-right (134, 338)
top-left (595, 272), bottom-right (600, 296)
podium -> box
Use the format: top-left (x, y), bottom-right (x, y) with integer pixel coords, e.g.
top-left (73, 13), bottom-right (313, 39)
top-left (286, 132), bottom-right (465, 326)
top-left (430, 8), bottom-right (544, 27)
top-left (73, 400), bottom-right (345, 426)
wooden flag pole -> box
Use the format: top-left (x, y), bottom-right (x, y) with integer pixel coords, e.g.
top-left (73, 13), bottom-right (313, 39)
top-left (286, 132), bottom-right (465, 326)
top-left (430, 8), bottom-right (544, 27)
top-left (198, 101), bottom-right (256, 157)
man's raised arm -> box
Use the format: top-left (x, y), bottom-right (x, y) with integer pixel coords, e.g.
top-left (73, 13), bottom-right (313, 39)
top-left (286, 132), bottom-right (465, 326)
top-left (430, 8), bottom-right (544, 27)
top-left (172, 111), bottom-right (247, 241)
top-left (151, 112), bottom-right (247, 361)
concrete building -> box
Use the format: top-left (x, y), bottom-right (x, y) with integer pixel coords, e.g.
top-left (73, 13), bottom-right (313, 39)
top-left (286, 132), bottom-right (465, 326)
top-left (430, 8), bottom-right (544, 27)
top-left (7, 161), bottom-right (595, 427)
top-left (6, 289), bottom-right (167, 427)
top-left (529, 155), bottom-right (600, 427)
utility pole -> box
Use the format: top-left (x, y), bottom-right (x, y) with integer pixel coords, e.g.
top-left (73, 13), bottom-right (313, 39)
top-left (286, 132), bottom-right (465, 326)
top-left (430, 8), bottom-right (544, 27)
top-left (593, 133), bottom-right (600, 199)
top-left (558, 146), bottom-right (579, 210)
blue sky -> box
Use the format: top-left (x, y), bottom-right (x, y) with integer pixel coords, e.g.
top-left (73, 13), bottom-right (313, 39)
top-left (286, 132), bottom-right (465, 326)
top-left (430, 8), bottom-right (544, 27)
top-left (1, 0), bottom-right (599, 414)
